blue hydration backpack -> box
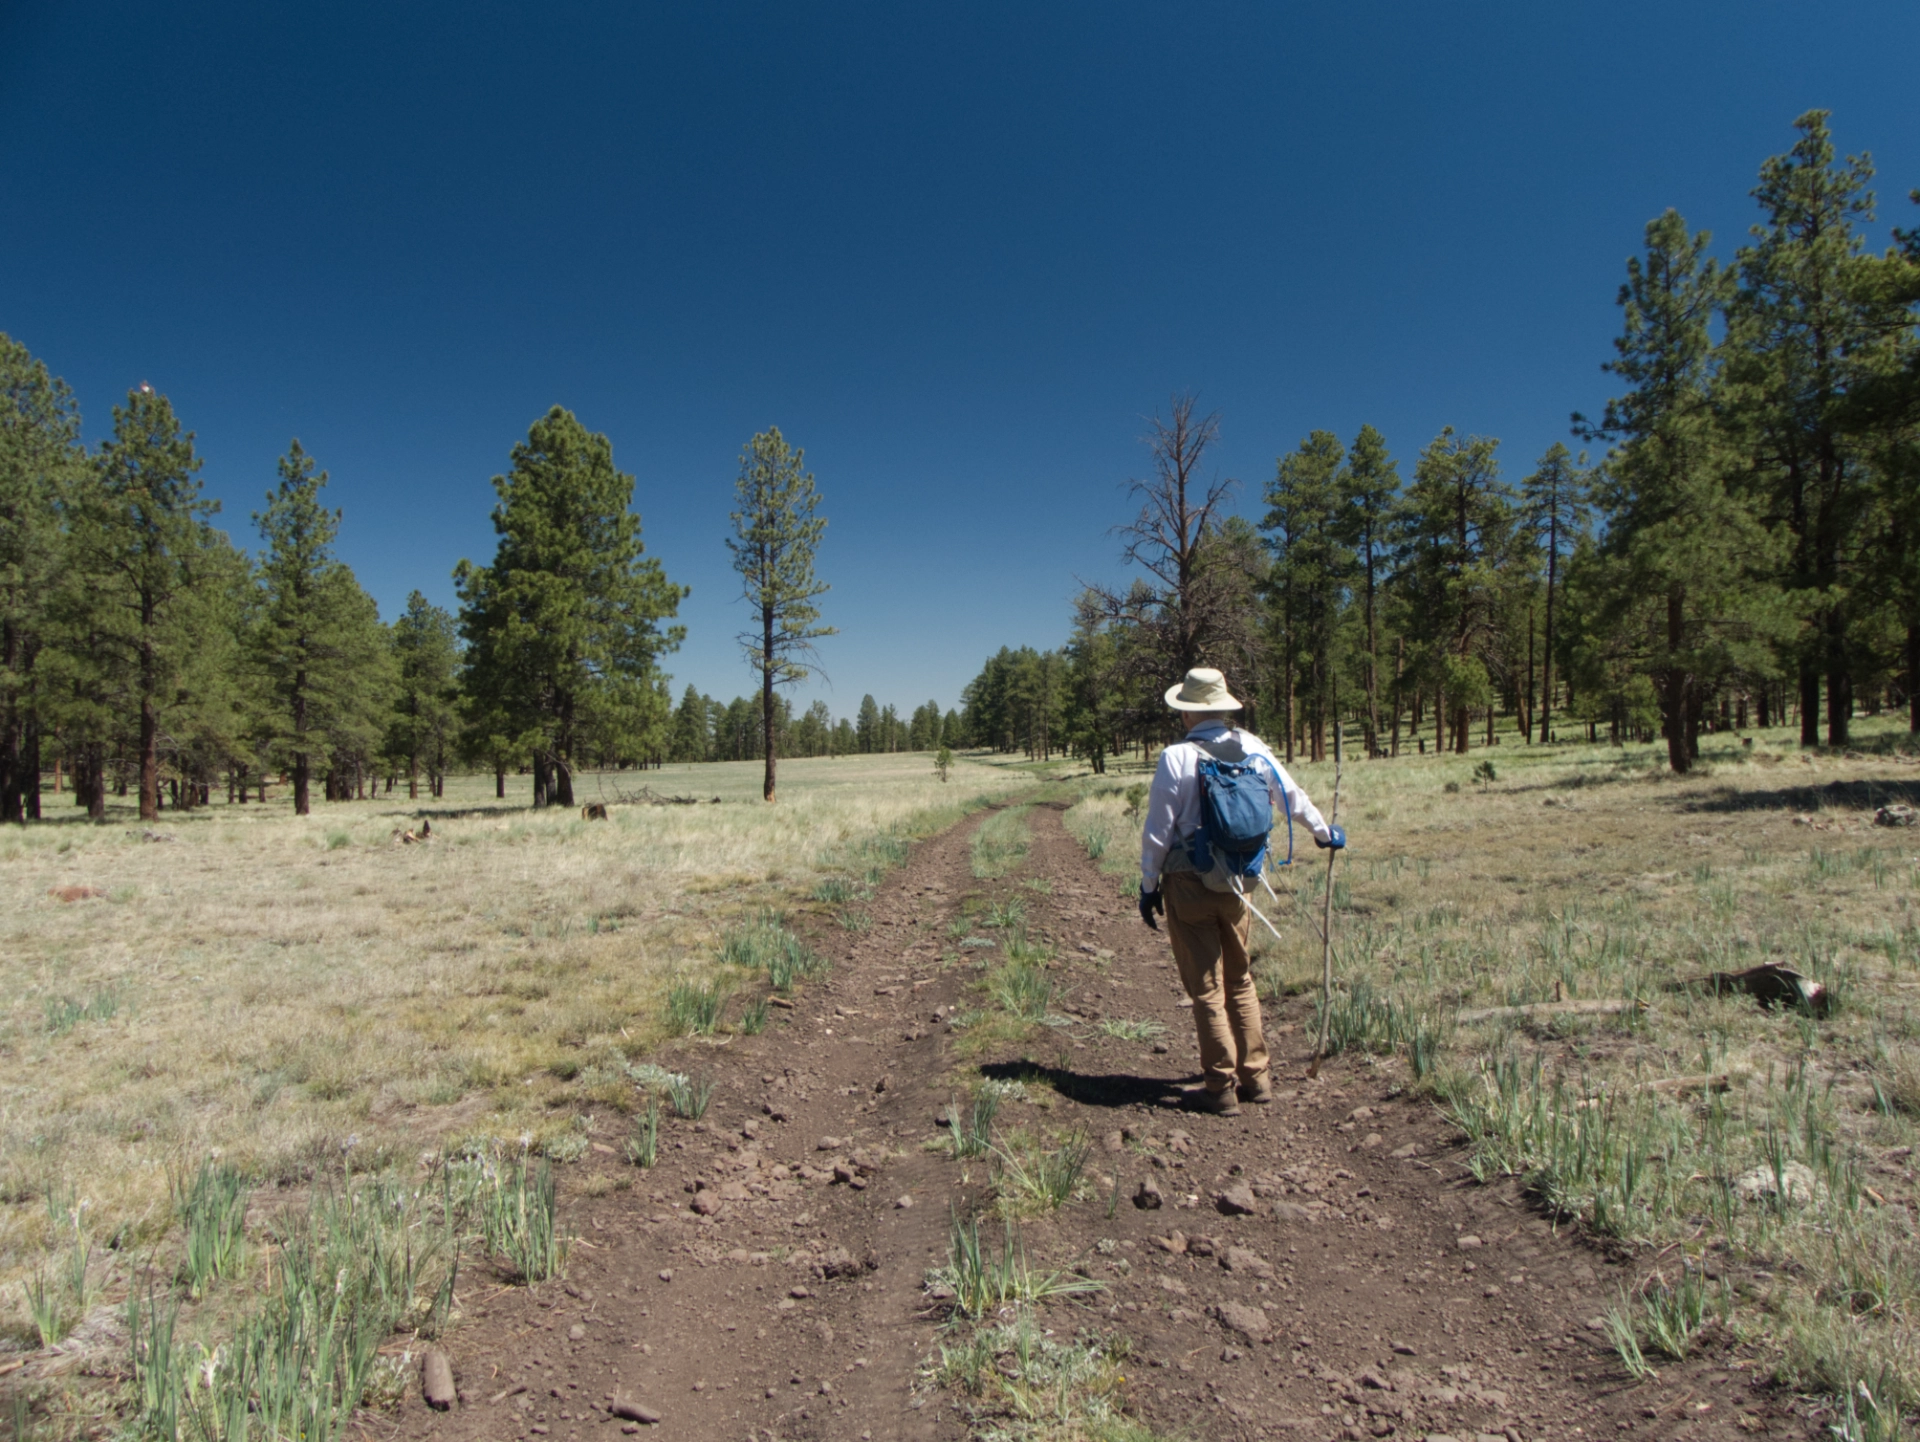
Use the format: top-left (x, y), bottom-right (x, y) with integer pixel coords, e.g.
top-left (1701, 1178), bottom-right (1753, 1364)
top-left (1186, 734), bottom-right (1292, 890)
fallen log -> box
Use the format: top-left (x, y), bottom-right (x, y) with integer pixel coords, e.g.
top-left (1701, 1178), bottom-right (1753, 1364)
top-left (1456, 998), bottom-right (1640, 1024)
top-left (1641, 1072), bottom-right (1733, 1097)
top-left (422, 1349), bottom-right (456, 1410)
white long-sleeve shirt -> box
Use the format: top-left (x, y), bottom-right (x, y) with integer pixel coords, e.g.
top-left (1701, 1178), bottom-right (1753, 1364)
top-left (1139, 721), bottom-right (1333, 891)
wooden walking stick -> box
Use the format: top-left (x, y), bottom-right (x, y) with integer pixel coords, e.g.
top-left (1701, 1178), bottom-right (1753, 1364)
top-left (1307, 704), bottom-right (1344, 1078)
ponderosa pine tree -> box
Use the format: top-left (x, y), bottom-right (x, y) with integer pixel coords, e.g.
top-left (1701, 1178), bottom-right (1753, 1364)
top-left (1584, 212), bottom-right (1788, 773)
top-left (1725, 111), bottom-right (1907, 746)
top-left (71, 389), bottom-right (222, 821)
top-left (253, 441), bottom-right (393, 813)
top-left (388, 591), bottom-right (460, 799)
top-left (668, 684), bottom-right (710, 762)
top-left (1337, 425), bottom-right (1399, 758)
top-left (0, 334), bottom-right (83, 822)
top-left (456, 407), bottom-right (686, 807)
top-left (1519, 442), bottom-right (1591, 744)
top-left (1395, 429), bottom-right (1515, 754)
top-left (855, 694), bottom-right (880, 753)
top-left (1263, 430), bottom-right (1349, 762)
top-left (726, 427), bottom-right (834, 802)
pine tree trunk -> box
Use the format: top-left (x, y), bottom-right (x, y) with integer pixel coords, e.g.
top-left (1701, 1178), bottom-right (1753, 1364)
top-left (1799, 663), bottom-right (1820, 747)
top-left (139, 692), bottom-right (160, 822)
top-left (1909, 623), bottom-right (1920, 733)
top-left (1826, 645), bottom-right (1851, 748)
top-left (554, 756), bottom-right (574, 808)
top-left (1664, 588), bottom-right (1692, 775)
top-left (495, 765), bottom-right (506, 799)
top-left (762, 602), bottom-right (777, 803)
top-left (85, 744), bottom-right (106, 821)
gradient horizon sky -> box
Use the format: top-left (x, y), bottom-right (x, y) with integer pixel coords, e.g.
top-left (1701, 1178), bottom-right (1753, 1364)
top-left (5, 3), bottom-right (1918, 718)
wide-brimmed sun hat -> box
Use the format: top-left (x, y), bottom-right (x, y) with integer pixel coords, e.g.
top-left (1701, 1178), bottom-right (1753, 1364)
top-left (1164, 667), bottom-right (1242, 711)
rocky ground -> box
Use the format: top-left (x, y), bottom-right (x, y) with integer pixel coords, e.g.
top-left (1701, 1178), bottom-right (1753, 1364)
top-left (394, 801), bottom-right (1815, 1442)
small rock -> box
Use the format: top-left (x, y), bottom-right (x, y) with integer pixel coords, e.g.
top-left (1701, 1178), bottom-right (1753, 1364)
top-left (1273, 1202), bottom-right (1316, 1225)
top-left (1362, 1133), bottom-right (1382, 1148)
top-left (1391, 1341), bottom-right (1417, 1355)
top-left (1220, 1246), bottom-right (1274, 1278)
top-left (832, 1163), bottom-right (858, 1185)
top-left (1213, 1301), bottom-right (1271, 1343)
top-left (610, 1402), bottom-right (661, 1425)
top-left (1389, 1142), bottom-right (1420, 1160)
top-left (1152, 1231), bottom-right (1188, 1255)
top-left (1187, 1236), bottom-right (1217, 1258)
top-left (895, 1194), bottom-right (914, 1209)
top-left (1103, 1130), bottom-right (1125, 1153)
top-left (690, 1191), bottom-right (724, 1217)
top-left (1151, 1042), bottom-right (1170, 1053)
top-left (567, 1323), bottom-right (587, 1340)
top-left (1133, 1179), bottom-right (1164, 1210)
top-left (422, 1350), bottom-right (456, 1410)
top-left (657, 1269), bottom-right (673, 1283)
top-left (1348, 1106), bottom-right (1376, 1121)
top-left (1220, 1346), bottom-right (1244, 1362)
top-left (789, 1285), bottom-right (812, 1299)
top-left (1358, 1369), bottom-right (1393, 1390)
top-left (1456, 1234), bottom-right (1483, 1249)
top-left (1732, 1160), bottom-right (1825, 1207)
top-left (818, 1245), bottom-right (861, 1278)
top-left (1875, 803), bottom-right (1918, 827)
top-left (817, 1136), bottom-right (845, 1151)
top-left (1214, 1184), bottom-right (1259, 1216)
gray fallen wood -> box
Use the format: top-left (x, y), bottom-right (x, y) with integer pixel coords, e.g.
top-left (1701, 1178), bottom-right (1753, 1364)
top-left (1456, 998), bottom-right (1638, 1024)
top-left (610, 1402), bottom-right (663, 1424)
top-left (422, 1349), bottom-right (456, 1410)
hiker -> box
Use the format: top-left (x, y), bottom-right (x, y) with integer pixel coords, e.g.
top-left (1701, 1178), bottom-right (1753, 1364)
top-left (1137, 667), bottom-right (1344, 1115)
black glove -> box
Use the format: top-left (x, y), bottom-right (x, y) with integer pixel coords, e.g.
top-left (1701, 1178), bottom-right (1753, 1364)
top-left (1138, 888), bottom-right (1165, 930)
top-left (1314, 824), bottom-right (1347, 851)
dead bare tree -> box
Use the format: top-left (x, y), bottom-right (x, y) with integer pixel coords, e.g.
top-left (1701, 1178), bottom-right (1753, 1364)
top-left (1087, 394), bottom-right (1247, 737)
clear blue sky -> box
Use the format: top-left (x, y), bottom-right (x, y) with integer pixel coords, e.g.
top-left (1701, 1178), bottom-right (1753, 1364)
top-left (5, 3), bottom-right (1917, 717)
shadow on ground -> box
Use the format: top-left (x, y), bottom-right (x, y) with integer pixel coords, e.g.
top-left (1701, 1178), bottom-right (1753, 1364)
top-left (979, 1059), bottom-right (1191, 1110)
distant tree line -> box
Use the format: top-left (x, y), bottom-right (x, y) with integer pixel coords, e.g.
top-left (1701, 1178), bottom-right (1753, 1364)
top-left (0, 378), bottom-right (944, 819)
top-left (664, 687), bottom-right (959, 762)
top-left (958, 113), bottom-right (1920, 776)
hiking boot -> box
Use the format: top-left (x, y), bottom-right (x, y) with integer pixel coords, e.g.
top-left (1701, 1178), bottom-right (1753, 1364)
top-left (1181, 1086), bottom-right (1241, 1117)
top-left (1237, 1073), bottom-right (1274, 1104)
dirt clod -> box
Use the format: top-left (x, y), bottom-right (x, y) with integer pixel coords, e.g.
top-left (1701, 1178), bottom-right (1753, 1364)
top-left (1134, 1178), bottom-right (1163, 1209)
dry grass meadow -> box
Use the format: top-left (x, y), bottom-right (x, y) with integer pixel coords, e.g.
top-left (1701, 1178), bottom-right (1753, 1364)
top-left (0, 752), bottom-right (1031, 1336)
top-left (1065, 720), bottom-right (1920, 1430)
top-left (7, 724), bottom-right (1920, 1434)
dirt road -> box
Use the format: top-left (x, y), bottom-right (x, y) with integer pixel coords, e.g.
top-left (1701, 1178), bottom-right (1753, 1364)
top-left (399, 802), bottom-right (1810, 1442)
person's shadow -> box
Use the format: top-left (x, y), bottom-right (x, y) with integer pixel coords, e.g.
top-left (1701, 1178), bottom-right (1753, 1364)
top-left (978, 1059), bottom-right (1191, 1110)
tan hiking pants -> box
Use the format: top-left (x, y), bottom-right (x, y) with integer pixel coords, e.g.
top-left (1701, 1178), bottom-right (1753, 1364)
top-left (1163, 872), bottom-right (1269, 1094)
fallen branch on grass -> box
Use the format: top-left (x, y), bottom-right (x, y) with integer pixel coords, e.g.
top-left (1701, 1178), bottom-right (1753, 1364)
top-left (1455, 998), bottom-right (1642, 1024)
top-left (603, 785), bottom-right (721, 806)
top-left (1578, 1074), bottom-right (1734, 1109)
